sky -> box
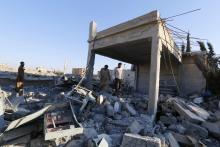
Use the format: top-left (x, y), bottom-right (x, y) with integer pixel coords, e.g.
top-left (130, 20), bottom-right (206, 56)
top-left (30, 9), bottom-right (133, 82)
top-left (0, 0), bottom-right (219, 73)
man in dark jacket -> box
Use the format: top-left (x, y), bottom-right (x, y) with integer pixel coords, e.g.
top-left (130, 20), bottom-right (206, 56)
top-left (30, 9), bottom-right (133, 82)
top-left (16, 62), bottom-right (25, 96)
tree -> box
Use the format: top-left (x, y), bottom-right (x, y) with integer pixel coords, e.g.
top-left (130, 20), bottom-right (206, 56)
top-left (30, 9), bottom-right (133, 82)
top-left (206, 42), bottom-right (219, 71)
top-left (197, 41), bottom-right (207, 52)
top-left (181, 44), bottom-right (185, 52)
top-left (207, 42), bottom-right (215, 58)
top-left (186, 32), bottom-right (191, 52)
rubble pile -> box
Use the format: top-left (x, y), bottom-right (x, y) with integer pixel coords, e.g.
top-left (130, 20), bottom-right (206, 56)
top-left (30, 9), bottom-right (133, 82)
top-left (0, 85), bottom-right (220, 147)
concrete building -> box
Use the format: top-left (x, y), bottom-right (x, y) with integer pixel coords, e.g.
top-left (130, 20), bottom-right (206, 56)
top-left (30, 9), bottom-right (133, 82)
top-left (85, 10), bottom-right (206, 117)
top-left (72, 68), bottom-right (86, 78)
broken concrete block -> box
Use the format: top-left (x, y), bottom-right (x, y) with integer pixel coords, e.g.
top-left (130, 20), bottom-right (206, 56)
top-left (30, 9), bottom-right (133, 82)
top-left (113, 101), bottom-right (121, 113)
top-left (193, 97), bottom-right (203, 104)
top-left (202, 121), bottom-right (220, 138)
top-left (121, 133), bottom-right (161, 147)
top-left (94, 114), bottom-right (105, 122)
top-left (168, 124), bottom-right (186, 134)
top-left (83, 128), bottom-right (98, 139)
top-left (109, 134), bottom-right (123, 147)
top-left (125, 103), bottom-right (136, 116)
top-left (65, 139), bottom-right (84, 147)
top-left (184, 121), bottom-right (208, 139)
top-left (172, 132), bottom-right (193, 146)
top-left (97, 95), bottom-right (104, 105)
top-left (106, 103), bottom-right (114, 117)
top-left (165, 133), bottom-right (180, 147)
top-left (173, 101), bottom-right (204, 123)
top-left (30, 137), bottom-right (47, 147)
top-left (5, 105), bottom-right (52, 131)
top-left (214, 110), bottom-right (220, 120)
top-left (0, 124), bottom-right (38, 144)
top-left (159, 115), bottom-right (177, 125)
top-left (113, 114), bottom-right (122, 120)
top-left (93, 134), bottom-right (112, 147)
top-left (98, 137), bottom-right (110, 147)
top-left (187, 103), bottom-right (210, 120)
top-left (127, 120), bottom-right (144, 134)
top-left (2, 134), bottom-right (31, 146)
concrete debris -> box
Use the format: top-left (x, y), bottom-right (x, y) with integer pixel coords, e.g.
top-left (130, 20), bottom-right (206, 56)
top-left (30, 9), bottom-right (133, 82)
top-left (193, 97), bottom-right (204, 104)
top-left (105, 102), bottom-right (114, 117)
top-left (172, 132), bottom-right (193, 146)
top-left (172, 99), bottom-right (205, 123)
top-left (127, 120), bottom-right (144, 134)
top-left (1, 78), bottom-right (220, 146)
top-left (183, 121), bottom-right (208, 139)
top-left (202, 121), bottom-right (220, 138)
top-left (97, 95), bottom-right (105, 105)
top-left (168, 124), bottom-right (186, 134)
top-left (93, 134), bottom-right (112, 147)
top-left (214, 110), bottom-right (220, 120)
top-left (165, 132), bottom-right (180, 147)
top-left (0, 124), bottom-right (37, 144)
top-left (113, 101), bottom-right (121, 113)
top-left (124, 103), bottom-right (136, 116)
top-left (121, 133), bottom-right (161, 147)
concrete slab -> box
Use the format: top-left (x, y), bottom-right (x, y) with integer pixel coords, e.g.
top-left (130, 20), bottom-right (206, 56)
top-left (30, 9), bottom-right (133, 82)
top-left (5, 105), bottom-right (52, 131)
top-left (121, 133), bottom-right (161, 147)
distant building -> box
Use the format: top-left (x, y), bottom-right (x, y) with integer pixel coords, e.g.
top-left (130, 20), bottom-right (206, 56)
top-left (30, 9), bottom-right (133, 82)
top-left (72, 68), bottom-right (86, 78)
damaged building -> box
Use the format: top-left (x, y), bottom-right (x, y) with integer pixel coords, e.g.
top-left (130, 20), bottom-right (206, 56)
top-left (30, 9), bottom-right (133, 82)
top-left (1, 10), bottom-right (219, 147)
top-left (85, 10), bottom-right (207, 116)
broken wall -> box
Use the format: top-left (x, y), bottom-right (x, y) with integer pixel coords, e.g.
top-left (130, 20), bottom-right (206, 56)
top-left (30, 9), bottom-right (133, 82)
top-left (179, 55), bottom-right (206, 96)
top-left (136, 59), bottom-right (179, 94)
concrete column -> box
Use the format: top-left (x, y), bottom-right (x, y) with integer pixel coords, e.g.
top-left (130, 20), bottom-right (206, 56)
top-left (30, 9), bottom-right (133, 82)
top-left (135, 64), bottom-right (139, 92)
top-left (147, 23), bottom-right (162, 117)
top-left (85, 21), bottom-right (97, 89)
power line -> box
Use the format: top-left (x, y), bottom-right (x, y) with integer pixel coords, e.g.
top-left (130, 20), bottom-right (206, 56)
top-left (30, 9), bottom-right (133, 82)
top-left (163, 8), bottom-right (201, 20)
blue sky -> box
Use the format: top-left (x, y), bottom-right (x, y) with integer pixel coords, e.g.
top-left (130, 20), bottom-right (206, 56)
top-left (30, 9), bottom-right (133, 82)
top-left (0, 0), bottom-right (219, 73)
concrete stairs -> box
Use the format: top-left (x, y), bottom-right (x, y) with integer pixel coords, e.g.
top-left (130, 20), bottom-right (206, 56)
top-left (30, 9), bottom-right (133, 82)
top-left (159, 86), bottom-right (177, 96)
top-left (159, 79), bottom-right (177, 96)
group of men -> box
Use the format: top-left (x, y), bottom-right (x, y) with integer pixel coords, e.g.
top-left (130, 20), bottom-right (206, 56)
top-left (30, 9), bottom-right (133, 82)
top-left (15, 62), bottom-right (123, 96)
top-left (99, 63), bottom-right (123, 95)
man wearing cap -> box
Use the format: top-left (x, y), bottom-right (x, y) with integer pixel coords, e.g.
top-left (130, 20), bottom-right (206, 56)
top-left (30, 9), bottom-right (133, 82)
top-left (16, 62), bottom-right (25, 96)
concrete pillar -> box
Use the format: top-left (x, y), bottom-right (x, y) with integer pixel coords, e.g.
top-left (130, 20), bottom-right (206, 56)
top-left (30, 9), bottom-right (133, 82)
top-left (147, 23), bottom-right (162, 117)
top-left (135, 64), bottom-right (139, 92)
top-left (85, 21), bottom-right (97, 89)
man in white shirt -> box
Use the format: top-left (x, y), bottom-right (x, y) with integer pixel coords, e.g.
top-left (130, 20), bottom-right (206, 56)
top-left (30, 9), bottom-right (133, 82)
top-left (114, 63), bottom-right (123, 95)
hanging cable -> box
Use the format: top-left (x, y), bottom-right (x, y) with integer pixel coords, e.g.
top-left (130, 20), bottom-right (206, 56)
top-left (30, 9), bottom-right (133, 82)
top-left (160, 20), bottom-right (181, 94)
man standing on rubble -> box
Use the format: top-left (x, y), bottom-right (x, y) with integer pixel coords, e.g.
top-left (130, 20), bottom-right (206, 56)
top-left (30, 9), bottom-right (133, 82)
top-left (16, 62), bottom-right (25, 96)
top-left (114, 63), bottom-right (123, 96)
top-left (99, 65), bottom-right (111, 91)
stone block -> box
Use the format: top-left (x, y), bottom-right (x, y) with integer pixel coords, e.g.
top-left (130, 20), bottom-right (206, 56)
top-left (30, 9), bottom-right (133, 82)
top-left (202, 121), bottom-right (220, 138)
top-left (106, 103), bottom-right (114, 117)
top-left (165, 133), bottom-right (180, 147)
top-left (125, 103), bottom-right (136, 116)
top-left (127, 120), bottom-right (144, 134)
top-left (184, 121), bottom-right (208, 139)
top-left (121, 133), bottom-right (161, 147)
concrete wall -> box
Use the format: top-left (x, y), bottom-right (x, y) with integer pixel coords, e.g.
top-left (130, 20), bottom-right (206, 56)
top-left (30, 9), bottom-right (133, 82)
top-left (179, 55), bottom-right (206, 96)
top-left (136, 54), bottom-right (206, 95)
top-left (72, 68), bottom-right (86, 78)
top-left (136, 60), bottom-right (179, 94)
